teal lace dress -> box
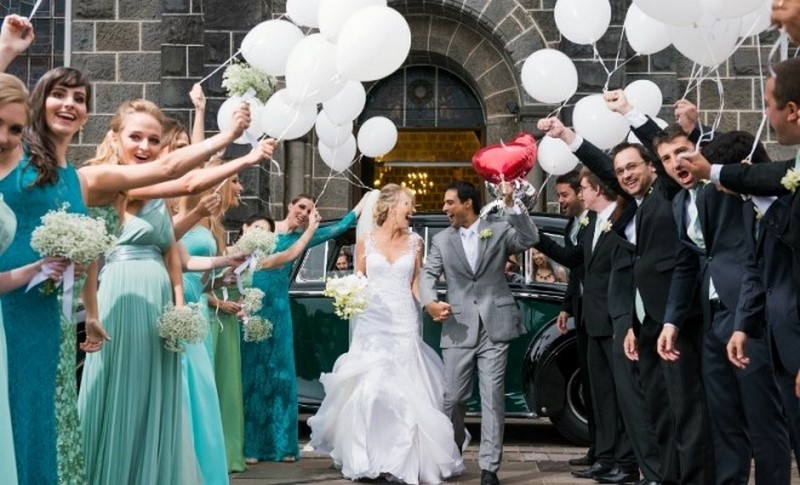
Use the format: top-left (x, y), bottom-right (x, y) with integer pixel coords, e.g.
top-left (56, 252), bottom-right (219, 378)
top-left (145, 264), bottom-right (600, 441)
top-left (180, 226), bottom-right (228, 485)
top-left (77, 199), bottom-right (200, 484)
top-left (0, 154), bottom-right (87, 485)
top-left (241, 211), bottom-right (356, 461)
top-left (0, 195), bottom-right (19, 485)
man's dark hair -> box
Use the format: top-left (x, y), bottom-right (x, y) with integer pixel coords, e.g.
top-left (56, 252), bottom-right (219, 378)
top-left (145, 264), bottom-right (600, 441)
top-left (445, 180), bottom-right (482, 215)
top-left (772, 57), bottom-right (800, 109)
top-left (609, 141), bottom-right (654, 167)
top-left (555, 169), bottom-right (582, 192)
top-left (652, 124), bottom-right (690, 153)
top-left (579, 167), bottom-right (617, 201)
top-left (701, 131), bottom-right (771, 165)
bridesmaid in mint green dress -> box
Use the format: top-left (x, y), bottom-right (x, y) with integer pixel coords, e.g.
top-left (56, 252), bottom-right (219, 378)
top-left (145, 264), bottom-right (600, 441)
top-left (0, 195), bottom-right (19, 485)
top-left (78, 199), bottom-right (201, 484)
top-left (180, 224), bottom-right (229, 485)
top-left (242, 194), bottom-right (364, 462)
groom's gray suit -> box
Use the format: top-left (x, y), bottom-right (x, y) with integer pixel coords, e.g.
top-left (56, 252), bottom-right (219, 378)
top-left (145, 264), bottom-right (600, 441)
top-left (420, 209), bottom-right (539, 473)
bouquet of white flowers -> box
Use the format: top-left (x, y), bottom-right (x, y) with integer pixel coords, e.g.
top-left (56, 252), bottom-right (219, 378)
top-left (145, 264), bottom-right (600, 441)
top-left (323, 273), bottom-right (369, 320)
top-left (30, 205), bottom-right (116, 266)
top-left (241, 287), bottom-right (265, 314)
top-left (157, 303), bottom-right (209, 352)
top-left (234, 227), bottom-right (277, 264)
top-left (222, 60), bottom-right (277, 104)
top-left (243, 315), bottom-right (273, 342)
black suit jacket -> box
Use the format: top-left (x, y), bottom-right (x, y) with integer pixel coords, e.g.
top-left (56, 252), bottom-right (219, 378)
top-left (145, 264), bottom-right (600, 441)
top-left (736, 196), bottom-right (800, 373)
top-left (535, 212), bottom-right (595, 322)
top-left (663, 185), bottom-right (746, 329)
top-left (719, 159), bottom-right (800, 290)
top-left (576, 118), bottom-right (686, 324)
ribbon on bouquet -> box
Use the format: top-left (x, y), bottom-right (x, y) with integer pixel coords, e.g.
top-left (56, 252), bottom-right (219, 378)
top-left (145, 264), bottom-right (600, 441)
top-left (233, 255), bottom-right (259, 293)
top-left (240, 88), bottom-right (260, 150)
top-left (25, 261), bottom-right (76, 320)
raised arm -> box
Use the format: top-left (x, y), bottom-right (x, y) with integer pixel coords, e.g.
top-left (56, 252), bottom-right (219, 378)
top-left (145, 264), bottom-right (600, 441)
top-left (126, 139), bottom-right (275, 200)
top-left (190, 83), bottom-right (206, 145)
top-left (80, 106), bottom-right (252, 206)
top-left (260, 211), bottom-right (321, 269)
top-left (535, 232), bottom-right (583, 268)
top-left (172, 192), bottom-right (221, 241)
top-left (0, 15), bottom-right (34, 71)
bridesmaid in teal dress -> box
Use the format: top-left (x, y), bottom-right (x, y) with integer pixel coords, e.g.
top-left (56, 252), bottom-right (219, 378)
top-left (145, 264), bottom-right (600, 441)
top-left (242, 193), bottom-right (366, 462)
top-left (0, 196), bottom-right (17, 485)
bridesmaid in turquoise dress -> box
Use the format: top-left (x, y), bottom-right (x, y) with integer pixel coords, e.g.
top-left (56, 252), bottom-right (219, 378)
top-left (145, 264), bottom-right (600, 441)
top-left (0, 196), bottom-right (19, 485)
top-left (242, 193), bottom-right (366, 462)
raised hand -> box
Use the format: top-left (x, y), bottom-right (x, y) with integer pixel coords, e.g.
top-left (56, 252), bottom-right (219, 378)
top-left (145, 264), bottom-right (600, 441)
top-left (229, 104), bottom-right (251, 139)
top-left (603, 89), bottom-right (633, 115)
top-left (0, 15), bottom-right (35, 57)
top-left (536, 117), bottom-right (576, 145)
top-left (307, 209), bottom-right (321, 232)
top-left (677, 148), bottom-right (713, 181)
top-left (190, 83), bottom-right (206, 112)
top-left (197, 191), bottom-right (222, 217)
top-left (245, 139), bottom-right (276, 166)
top-left (673, 99), bottom-right (698, 134)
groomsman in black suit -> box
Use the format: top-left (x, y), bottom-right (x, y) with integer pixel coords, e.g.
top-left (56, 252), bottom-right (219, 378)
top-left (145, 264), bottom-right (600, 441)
top-left (534, 170), bottom-right (597, 467)
top-left (539, 90), bottom-right (712, 484)
top-left (653, 127), bottom-right (790, 484)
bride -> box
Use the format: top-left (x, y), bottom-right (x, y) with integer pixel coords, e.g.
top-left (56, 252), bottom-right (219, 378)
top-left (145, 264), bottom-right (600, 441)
top-left (307, 184), bottom-right (464, 484)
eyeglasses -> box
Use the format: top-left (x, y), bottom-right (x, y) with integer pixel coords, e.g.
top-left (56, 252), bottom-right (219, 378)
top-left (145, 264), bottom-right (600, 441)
top-left (614, 161), bottom-right (646, 177)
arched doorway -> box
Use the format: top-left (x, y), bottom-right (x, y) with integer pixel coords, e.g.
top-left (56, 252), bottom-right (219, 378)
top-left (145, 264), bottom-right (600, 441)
top-left (359, 66), bottom-right (485, 211)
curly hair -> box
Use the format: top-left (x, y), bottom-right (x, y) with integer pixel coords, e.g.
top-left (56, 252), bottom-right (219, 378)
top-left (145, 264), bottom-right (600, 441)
top-left (374, 183), bottom-right (414, 227)
top-left (87, 99), bottom-right (164, 167)
top-left (24, 67), bottom-right (90, 187)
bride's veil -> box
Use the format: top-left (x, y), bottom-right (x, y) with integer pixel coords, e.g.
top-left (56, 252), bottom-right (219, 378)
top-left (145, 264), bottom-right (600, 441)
top-left (350, 189), bottom-right (380, 342)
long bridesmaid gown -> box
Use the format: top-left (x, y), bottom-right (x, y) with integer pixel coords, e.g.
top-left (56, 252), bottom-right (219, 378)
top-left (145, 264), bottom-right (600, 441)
top-left (241, 211), bottom-right (356, 461)
top-left (181, 225), bottom-right (229, 485)
top-left (77, 199), bottom-right (200, 484)
top-left (0, 195), bottom-right (19, 485)
top-left (0, 153), bottom-right (86, 485)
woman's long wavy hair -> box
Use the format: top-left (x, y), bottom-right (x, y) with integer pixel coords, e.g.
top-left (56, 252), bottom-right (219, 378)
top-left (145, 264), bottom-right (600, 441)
top-left (24, 67), bottom-right (91, 187)
top-left (87, 99), bottom-right (164, 167)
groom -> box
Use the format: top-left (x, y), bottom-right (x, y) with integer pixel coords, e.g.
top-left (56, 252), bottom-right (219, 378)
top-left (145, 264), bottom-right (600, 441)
top-left (421, 181), bottom-right (539, 485)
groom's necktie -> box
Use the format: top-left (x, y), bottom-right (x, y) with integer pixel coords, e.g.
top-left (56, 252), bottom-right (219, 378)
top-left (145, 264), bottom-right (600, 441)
top-left (461, 228), bottom-right (478, 272)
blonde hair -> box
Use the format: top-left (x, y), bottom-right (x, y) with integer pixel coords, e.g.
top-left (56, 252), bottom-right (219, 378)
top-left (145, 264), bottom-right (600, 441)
top-left (374, 184), bottom-right (414, 227)
top-left (0, 73), bottom-right (29, 118)
top-left (87, 99), bottom-right (165, 166)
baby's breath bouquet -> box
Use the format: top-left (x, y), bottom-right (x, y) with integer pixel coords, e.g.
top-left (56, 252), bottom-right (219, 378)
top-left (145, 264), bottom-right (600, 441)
top-left (157, 303), bottom-right (209, 352)
top-left (241, 287), bottom-right (265, 314)
top-left (234, 227), bottom-right (277, 265)
top-left (222, 59), bottom-right (277, 104)
top-left (243, 315), bottom-right (273, 342)
top-left (323, 273), bottom-right (370, 320)
top-left (29, 204), bottom-right (116, 296)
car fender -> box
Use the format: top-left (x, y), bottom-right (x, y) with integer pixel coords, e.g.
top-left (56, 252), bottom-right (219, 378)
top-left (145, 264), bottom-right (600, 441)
top-left (522, 317), bottom-right (577, 417)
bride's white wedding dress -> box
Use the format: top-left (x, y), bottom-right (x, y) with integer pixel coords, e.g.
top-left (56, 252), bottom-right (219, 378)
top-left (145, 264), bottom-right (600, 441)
top-left (307, 233), bottom-right (465, 484)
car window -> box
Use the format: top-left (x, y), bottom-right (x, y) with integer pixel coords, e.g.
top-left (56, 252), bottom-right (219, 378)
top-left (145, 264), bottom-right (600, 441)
top-left (295, 241), bottom-right (332, 283)
top-left (515, 231), bottom-right (570, 286)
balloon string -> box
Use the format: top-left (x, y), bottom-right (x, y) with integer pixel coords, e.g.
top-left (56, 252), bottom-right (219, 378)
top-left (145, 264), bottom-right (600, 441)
top-left (198, 49), bottom-right (241, 85)
top-left (546, 99), bottom-right (569, 119)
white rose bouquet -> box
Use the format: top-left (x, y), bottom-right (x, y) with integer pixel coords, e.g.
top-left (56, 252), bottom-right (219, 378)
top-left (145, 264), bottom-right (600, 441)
top-left (323, 273), bottom-right (370, 320)
top-left (157, 303), bottom-right (209, 353)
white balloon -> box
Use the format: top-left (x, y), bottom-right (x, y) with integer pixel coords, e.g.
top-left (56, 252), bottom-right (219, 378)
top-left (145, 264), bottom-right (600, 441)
top-left (241, 20), bottom-right (304, 76)
top-left (357, 116), bottom-right (398, 158)
top-left (315, 110), bottom-right (353, 147)
top-left (572, 94), bottom-right (630, 150)
top-left (335, 6), bottom-right (411, 82)
top-left (632, 0), bottom-right (704, 27)
top-left (669, 14), bottom-right (741, 68)
top-left (624, 4), bottom-right (671, 55)
top-left (521, 49), bottom-right (578, 104)
top-left (739, 0), bottom-right (772, 37)
top-left (624, 80), bottom-right (663, 118)
top-left (537, 136), bottom-right (580, 176)
top-left (285, 34), bottom-right (345, 105)
top-left (627, 117), bottom-right (668, 144)
top-left (287, 0), bottom-right (320, 28)
top-left (260, 89), bottom-right (318, 141)
top-left (217, 97), bottom-right (264, 145)
top-left (554, 0), bottom-right (611, 45)
top-left (319, 136), bottom-right (357, 172)
top-left (318, 0), bottom-right (386, 43)
top-left (701, 0), bottom-right (763, 19)
top-left (323, 81), bottom-right (366, 124)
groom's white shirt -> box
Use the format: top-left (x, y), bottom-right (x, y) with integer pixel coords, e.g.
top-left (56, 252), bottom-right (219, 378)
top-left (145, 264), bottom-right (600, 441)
top-left (459, 219), bottom-right (480, 273)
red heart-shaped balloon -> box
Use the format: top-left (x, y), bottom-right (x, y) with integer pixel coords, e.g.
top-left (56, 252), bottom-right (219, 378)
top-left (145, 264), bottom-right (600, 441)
top-left (472, 137), bottom-right (537, 184)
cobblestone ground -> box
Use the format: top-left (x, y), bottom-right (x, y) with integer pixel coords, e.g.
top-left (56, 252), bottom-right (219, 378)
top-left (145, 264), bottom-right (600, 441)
top-left (230, 418), bottom-right (800, 485)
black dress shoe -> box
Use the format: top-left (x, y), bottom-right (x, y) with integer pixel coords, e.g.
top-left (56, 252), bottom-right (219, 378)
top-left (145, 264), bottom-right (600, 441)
top-left (568, 453), bottom-right (595, 467)
top-left (480, 469), bottom-right (500, 485)
top-left (571, 462), bottom-right (612, 479)
top-left (595, 466), bottom-right (640, 484)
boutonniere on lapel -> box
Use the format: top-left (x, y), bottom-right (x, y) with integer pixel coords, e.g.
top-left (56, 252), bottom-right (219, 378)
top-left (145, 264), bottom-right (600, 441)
top-left (601, 220), bottom-right (613, 233)
top-left (754, 205), bottom-right (764, 220)
top-left (579, 216), bottom-right (589, 227)
top-left (781, 168), bottom-right (800, 192)
top-left (478, 228), bottom-right (493, 240)
top-left (699, 179), bottom-right (711, 186)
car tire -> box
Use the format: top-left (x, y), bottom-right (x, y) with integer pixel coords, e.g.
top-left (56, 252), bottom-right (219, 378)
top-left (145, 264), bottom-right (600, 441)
top-left (548, 366), bottom-right (590, 445)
